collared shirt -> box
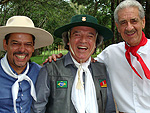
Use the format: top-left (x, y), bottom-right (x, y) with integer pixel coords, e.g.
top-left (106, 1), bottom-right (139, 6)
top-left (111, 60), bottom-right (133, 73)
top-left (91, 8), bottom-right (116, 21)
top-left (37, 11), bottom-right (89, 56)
top-left (0, 60), bottom-right (41, 113)
top-left (95, 40), bottom-right (150, 113)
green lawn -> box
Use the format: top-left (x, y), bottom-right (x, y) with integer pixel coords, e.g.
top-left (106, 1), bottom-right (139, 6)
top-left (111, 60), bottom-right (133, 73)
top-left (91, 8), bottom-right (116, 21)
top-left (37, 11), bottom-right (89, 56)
top-left (30, 50), bottom-right (68, 64)
top-left (31, 50), bottom-right (100, 65)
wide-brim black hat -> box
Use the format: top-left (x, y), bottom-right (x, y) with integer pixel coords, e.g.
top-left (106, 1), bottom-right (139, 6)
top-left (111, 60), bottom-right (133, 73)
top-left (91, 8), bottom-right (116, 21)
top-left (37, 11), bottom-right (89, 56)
top-left (54, 14), bottom-right (113, 40)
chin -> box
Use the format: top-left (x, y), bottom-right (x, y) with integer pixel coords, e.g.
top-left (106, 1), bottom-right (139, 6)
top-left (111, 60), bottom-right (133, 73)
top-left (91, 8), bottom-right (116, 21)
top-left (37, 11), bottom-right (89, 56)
top-left (15, 63), bottom-right (27, 68)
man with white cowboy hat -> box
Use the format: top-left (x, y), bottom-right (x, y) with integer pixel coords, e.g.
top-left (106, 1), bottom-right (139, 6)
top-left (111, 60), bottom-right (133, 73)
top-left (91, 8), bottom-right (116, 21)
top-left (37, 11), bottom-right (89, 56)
top-left (31, 14), bottom-right (116, 113)
top-left (0, 15), bottom-right (53, 113)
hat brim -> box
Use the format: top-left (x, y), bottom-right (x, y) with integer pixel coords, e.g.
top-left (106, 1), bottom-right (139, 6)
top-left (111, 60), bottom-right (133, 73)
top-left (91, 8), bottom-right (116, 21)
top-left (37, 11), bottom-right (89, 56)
top-left (54, 22), bottom-right (113, 40)
top-left (0, 26), bottom-right (53, 51)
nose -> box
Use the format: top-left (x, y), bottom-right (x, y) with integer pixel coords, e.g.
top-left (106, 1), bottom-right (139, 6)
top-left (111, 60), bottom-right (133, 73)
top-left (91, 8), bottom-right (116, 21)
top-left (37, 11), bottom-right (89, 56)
top-left (126, 22), bottom-right (134, 31)
top-left (18, 44), bottom-right (25, 52)
top-left (80, 35), bottom-right (87, 43)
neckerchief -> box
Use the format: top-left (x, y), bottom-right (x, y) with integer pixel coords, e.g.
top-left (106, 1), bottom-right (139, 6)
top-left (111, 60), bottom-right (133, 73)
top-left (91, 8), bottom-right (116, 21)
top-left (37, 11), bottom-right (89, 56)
top-left (71, 55), bottom-right (98, 113)
top-left (1, 54), bottom-right (37, 113)
top-left (125, 32), bottom-right (150, 79)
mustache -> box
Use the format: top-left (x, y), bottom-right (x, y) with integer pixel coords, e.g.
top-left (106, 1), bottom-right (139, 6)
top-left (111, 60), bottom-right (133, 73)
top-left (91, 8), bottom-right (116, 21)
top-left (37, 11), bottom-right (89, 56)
top-left (125, 29), bottom-right (136, 34)
top-left (13, 52), bottom-right (29, 56)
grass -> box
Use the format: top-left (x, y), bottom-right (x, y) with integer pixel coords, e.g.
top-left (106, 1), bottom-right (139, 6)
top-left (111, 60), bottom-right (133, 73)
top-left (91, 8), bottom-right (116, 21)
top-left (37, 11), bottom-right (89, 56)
top-left (30, 50), bottom-right (68, 64)
top-left (30, 49), bottom-right (100, 65)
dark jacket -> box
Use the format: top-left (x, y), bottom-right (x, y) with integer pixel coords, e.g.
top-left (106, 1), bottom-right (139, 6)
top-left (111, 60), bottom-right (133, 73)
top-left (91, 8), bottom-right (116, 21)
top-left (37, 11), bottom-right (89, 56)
top-left (31, 53), bottom-right (116, 113)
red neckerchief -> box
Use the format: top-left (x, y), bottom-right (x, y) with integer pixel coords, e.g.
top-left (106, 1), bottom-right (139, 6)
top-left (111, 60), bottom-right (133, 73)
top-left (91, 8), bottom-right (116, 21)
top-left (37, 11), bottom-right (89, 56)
top-left (125, 32), bottom-right (150, 79)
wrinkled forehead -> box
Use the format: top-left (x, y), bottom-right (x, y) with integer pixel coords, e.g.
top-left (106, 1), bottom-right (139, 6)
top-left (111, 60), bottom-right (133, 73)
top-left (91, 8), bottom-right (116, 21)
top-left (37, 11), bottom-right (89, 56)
top-left (70, 26), bottom-right (97, 34)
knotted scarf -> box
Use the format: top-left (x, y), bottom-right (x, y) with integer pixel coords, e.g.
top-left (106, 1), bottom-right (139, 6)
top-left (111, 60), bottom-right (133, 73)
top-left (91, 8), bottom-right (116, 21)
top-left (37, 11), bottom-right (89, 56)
top-left (1, 54), bottom-right (37, 113)
top-left (125, 32), bottom-right (150, 79)
top-left (71, 56), bottom-right (98, 113)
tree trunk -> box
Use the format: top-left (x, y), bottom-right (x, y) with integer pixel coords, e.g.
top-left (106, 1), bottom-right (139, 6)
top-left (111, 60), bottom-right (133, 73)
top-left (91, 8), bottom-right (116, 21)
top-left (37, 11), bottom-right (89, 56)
top-left (111, 0), bottom-right (115, 43)
top-left (145, 0), bottom-right (150, 38)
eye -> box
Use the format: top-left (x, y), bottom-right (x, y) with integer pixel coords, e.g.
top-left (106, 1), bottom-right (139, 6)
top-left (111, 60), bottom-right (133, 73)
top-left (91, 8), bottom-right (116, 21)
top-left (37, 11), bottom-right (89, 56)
top-left (72, 33), bottom-right (82, 38)
top-left (74, 33), bottom-right (81, 37)
top-left (12, 42), bottom-right (20, 46)
top-left (119, 20), bottom-right (127, 25)
top-left (24, 43), bottom-right (33, 48)
top-left (131, 19), bottom-right (138, 24)
top-left (87, 34), bottom-right (94, 39)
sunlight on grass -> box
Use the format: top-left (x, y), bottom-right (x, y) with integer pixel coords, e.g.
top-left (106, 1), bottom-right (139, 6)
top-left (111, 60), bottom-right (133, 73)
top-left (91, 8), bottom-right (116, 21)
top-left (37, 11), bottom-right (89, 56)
top-left (30, 50), bottom-right (68, 65)
top-left (30, 49), bottom-right (101, 65)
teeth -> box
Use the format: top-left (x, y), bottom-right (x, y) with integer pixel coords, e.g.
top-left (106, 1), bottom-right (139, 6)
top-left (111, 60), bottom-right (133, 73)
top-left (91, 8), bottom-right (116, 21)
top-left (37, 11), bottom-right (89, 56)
top-left (127, 32), bottom-right (135, 35)
top-left (16, 55), bottom-right (26, 59)
top-left (78, 46), bottom-right (88, 49)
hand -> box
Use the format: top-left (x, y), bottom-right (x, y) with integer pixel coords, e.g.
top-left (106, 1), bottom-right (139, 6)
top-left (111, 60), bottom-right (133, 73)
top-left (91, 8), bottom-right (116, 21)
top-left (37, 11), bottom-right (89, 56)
top-left (43, 53), bottom-right (63, 64)
top-left (91, 57), bottom-right (97, 62)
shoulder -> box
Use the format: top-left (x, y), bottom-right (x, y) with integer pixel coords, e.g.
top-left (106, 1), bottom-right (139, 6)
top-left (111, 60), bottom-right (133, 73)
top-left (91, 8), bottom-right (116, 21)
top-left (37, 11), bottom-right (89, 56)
top-left (91, 61), bottom-right (106, 71)
top-left (101, 42), bottom-right (125, 55)
top-left (147, 39), bottom-right (150, 45)
top-left (30, 62), bottom-right (41, 68)
top-left (42, 57), bottom-right (65, 72)
top-left (104, 42), bottom-right (125, 51)
top-left (45, 57), bottom-right (64, 67)
top-left (29, 62), bottom-right (42, 72)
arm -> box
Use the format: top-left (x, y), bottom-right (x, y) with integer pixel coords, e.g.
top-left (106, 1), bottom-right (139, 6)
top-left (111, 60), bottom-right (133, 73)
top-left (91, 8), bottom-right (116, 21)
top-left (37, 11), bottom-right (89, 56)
top-left (31, 66), bottom-right (50, 113)
top-left (43, 53), bottom-right (63, 64)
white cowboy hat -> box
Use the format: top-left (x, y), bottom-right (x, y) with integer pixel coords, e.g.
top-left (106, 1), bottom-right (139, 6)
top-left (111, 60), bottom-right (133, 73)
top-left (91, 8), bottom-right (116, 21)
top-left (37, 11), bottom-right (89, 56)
top-left (0, 15), bottom-right (53, 51)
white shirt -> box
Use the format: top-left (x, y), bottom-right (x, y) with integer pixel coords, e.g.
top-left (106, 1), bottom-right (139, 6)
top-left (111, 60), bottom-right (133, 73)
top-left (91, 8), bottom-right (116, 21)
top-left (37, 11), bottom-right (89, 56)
top-left (95, 40), bottom-right (150, 113)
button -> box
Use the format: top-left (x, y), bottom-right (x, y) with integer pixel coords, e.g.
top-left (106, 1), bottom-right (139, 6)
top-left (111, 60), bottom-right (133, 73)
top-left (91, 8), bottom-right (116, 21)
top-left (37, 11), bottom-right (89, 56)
top-left (21, 94), bottom-right (23, 96)
top-left (21, 107), bottom-right (22, 109)
top-left (20, 82), bottom-right (21, 85)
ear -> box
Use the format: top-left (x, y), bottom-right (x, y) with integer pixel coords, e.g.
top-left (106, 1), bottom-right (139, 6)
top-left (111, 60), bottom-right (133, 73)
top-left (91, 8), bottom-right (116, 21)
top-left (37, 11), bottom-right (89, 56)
top-left (3, 39), bottom-right (7, 51)
top-left (32, 46), bottom-right (35, 53)
top-left (142, 16), bottom-right (145, 29)
top-left (115, 22), bottom-right (121, 33)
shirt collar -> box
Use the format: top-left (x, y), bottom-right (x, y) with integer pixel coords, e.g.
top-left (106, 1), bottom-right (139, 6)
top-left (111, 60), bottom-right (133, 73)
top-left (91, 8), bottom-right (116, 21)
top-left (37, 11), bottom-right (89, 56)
top-left (64, 52), bottom-right (91, 69)
top-left (64, 52), bottom-right (74, 67)
top-left (138, 39), bottom-right (150, 54)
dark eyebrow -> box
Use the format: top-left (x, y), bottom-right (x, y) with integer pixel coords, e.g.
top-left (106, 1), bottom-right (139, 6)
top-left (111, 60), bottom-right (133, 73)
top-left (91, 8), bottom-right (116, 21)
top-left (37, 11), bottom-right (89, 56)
top-left (131, 18), bottom-right (138, 21)
top-left (119, 19), bottom-right (126, 23)
top-left (11, 40), bottom-right (18, 43)
top-left (72, 31), bottom-right (81, 34)
top-left (11, 40), bottom-right (33, 44)
top-left (88, 32), bottom-right (95, 35)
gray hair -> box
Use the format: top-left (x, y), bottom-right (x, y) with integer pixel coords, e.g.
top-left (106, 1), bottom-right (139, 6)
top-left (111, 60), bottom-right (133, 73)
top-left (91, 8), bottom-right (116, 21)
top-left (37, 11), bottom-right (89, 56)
top-left (62, 31), bottom-right (103, 54)
top-left (114, 0), bottom-right (145, 23)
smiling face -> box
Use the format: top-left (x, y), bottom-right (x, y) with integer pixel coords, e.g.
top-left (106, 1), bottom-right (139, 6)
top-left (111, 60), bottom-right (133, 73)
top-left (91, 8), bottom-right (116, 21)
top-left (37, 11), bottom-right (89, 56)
top-left (115, 7), bottom-right (145, 46)
top-left (3, 33), bottom-right (34, 74)
top-left (68, 26), bottom-right (97, 63)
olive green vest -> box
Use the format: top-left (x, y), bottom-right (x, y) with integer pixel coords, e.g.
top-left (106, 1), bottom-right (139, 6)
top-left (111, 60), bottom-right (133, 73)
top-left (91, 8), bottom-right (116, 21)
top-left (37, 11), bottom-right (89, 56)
top-left (45, 58), bottom-right (107, 113)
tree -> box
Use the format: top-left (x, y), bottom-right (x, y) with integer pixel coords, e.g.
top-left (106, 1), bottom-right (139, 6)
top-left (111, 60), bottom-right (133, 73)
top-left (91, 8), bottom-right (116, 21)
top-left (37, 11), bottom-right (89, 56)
top-left (0, 0), bottom-right (150, 55)
top-left (145, 0), bottom-right (150, 38)
top-left (0, 0), bottom-right (76, 56)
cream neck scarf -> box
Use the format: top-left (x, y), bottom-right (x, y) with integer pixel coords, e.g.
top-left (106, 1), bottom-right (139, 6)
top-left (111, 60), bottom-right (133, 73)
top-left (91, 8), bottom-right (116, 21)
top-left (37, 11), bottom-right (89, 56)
top-left (1, 54), bottom-right (37, 113)
top-left (71, 55), bottom-right (98, 113)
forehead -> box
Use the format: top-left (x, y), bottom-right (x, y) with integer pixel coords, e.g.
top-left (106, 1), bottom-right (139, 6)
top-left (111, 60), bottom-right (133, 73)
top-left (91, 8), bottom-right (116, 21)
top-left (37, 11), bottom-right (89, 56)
top-left (9, 33), bottom-right (33, 42)
top-left (118, 7), bottom-right (140, 21)
top-left (71, 26), bottom-right (96, 33)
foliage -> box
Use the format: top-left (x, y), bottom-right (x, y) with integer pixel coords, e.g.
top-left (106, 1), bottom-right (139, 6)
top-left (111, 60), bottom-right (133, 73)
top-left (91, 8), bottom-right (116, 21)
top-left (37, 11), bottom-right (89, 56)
top-left (30, 49), bottom-right (100, 64)
top-left (0, 0), bottom-right (150, 57)
top-left (0, 0), bottom-right (76, 56)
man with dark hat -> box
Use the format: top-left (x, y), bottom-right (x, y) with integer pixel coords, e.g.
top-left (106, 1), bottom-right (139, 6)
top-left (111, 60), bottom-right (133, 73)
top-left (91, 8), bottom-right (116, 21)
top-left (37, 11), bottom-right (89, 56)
top-left (0, 16), bottom-right (53, 113)
top-left (31, 14), bottom-right (116, 113)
